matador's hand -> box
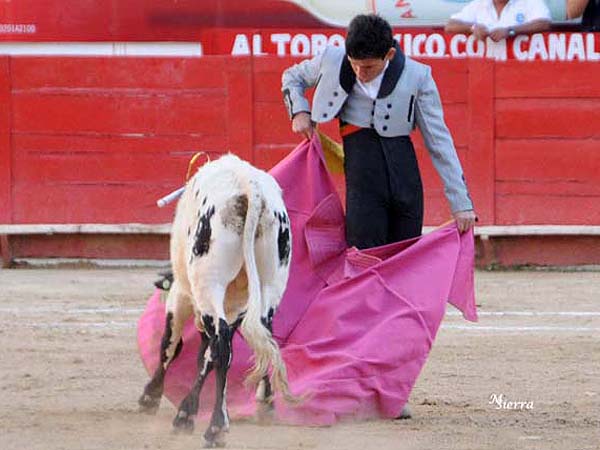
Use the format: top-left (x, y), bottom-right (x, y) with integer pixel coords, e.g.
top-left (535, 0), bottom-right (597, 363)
top-left (292, 112), bottom-right (314, 140)
top-left (453, 209), bottom-right (478, 234)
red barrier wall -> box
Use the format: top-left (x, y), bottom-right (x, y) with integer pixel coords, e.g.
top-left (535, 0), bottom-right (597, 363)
top-left (1, 55), bottom-right (599, 263)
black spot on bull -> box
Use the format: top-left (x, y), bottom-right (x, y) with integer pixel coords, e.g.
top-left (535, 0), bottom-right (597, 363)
top-left (160, 313), bottom-right (174, 364)
top-left (214, 318), bottom-right (232, 367)
top-left (261, 307), bottom-right (275, 330)
top-left (255, 199), bottom-right (266, 239)
top-left (201, 314), bottom-right (216, 336)
top-left (275, 211), bottom-right (291, 266)
top-left (193, 205), bottom-right (215, 257)
top-left (161, 312), bottom-right (182, 364)
top-left (220, 194), bottom-right (248, 234)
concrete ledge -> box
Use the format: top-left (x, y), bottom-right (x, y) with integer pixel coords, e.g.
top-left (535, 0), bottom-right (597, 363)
top-left (0, 223), bottom-right (172, 235)
top-left (472, 225), bottom-right (600, 237)
top-left (2, 223), bottom-right (600, 236)
top-left (9, 258), bottom-right (170, 268)
top-left (2, 224), bottom-right (600, 268)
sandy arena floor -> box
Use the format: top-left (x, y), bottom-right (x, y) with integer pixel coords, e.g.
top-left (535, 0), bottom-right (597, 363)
top-left (0, 268), bottom-right (598, 450)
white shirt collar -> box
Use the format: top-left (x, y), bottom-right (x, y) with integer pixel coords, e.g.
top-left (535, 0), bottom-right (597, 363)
top-left (355, 60), bottom-right (389, 100)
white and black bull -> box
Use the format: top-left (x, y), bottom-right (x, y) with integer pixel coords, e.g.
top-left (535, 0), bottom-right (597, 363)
top-left (138, 154), bottom-right (295, 447)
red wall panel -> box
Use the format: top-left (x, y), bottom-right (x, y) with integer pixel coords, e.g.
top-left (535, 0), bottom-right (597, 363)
top-left (496, 194), bottom-right (600, 225)
top-left (427, 59), bottom-right (469, 104)
top-left (0, 57), bottom-right (11, 223)
top-left (12, 184), bottom-right (178, 224)
top-left (10, 57), bottom-right (228, 89)
top-left (465, 59), bottom-right (495, 224)
top-left (496, 98), bottom-right (600, 139)
top-left (496, 139), bottom-right (600, 184)
top-left (493, 61), bottom-right (600, 226)
top-left (5, 57), bottom-right (241, 225)
top-left (1, 55), bottom-right (598, 231)
top-left (495, 62), bottom-right (600, 99)
top-left (225, 58), bottom-right (254, 162)
top-left (13, 91), bottom-right (228, 135)
top-left (13, 134), bottom-right (228, 179)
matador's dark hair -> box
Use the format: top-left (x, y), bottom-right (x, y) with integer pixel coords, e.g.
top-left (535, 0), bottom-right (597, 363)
top-left (345, 14), bottom-right (394, 59)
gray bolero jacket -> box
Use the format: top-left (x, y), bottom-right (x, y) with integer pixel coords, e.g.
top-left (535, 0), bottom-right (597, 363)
top-left (281, 42), bottom-right (474, 213)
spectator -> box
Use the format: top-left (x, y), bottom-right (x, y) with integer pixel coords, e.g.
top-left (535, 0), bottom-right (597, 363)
top-left (567, 0), bottom-right (600, 30)
top-left (445, 0), bottom-right (552, 42)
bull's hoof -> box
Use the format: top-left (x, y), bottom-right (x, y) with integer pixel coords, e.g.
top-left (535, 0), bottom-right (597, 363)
top-left (204, 440), bottom-right (226, 449)
top-left (138, 394), bottom-right (160, 415)
top-left (172, 411), bottom-right (195, 434)
top-left (256, 399), bottom-right (275, 424)
top-left (395, 404), bottom-right (412, 420)
top-left (204, 426), bottom-right (227, 448)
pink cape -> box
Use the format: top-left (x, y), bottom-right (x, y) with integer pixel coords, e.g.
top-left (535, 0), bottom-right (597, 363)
top-left (137, 135), bottom-right (477, 425)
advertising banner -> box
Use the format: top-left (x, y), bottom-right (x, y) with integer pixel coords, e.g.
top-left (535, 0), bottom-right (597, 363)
top-left (0, 0), bottom-right (569, 42)
top-left (214, 29), bottom-right (600, 62)
top-left (286, 0), bottom-right (566, 26)
top-left (2, 1), bottom-right (593, 61)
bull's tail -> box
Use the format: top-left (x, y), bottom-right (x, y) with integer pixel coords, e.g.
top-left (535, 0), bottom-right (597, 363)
top-left (240, 178), bottom-right (299, 404)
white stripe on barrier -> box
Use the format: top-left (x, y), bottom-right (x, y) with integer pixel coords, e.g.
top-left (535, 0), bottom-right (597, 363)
top-left (446, 310), bottom-right (600, 317)
top-left (442, 325), bottom-right (600, 332)
top-left (13, 321), bottom-right (136, 329)
top-left (0, 42), bottom-right (203, 57)
top-left (2, 306), bottom-right (599, 318)
top-left (3, 223), bottom-right (600, 236)
top-left (0, 306), bottom-right (145, 314)
top-left (9, 322), bottom-right (600, 333)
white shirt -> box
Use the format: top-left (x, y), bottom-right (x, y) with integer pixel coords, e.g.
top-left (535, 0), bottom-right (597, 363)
top-left (353, 61), bottom-right (389, 100)
top-left (450, 0), bottom-right (551, 31)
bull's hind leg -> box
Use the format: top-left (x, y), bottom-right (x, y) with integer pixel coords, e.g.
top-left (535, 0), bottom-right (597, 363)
top-left (255, 309), bottom-right (275, 409)
top-left (172, 330), bottom-right (211, 433)
top-left (254, 207), bottom-right (292, 410)
top-left (139, 282), bottom-right (192, 414)
top-left (203, 314), bottom-right (233, 448)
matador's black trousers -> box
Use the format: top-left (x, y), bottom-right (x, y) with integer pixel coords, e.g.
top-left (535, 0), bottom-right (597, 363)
top-left (342, 128), bottom-right (424, 250)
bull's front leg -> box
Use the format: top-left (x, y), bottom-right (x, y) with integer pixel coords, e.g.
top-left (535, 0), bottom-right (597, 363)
top-left (204, 317), bottom-right (233, 448)
top-left (172, 330), bottom-right (212, 433)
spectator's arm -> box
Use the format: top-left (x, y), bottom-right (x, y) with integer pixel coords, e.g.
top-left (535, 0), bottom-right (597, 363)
top-left (489, 18), bottom-right (551, 42)
top-left (445, 0), bottom-right (486, 37)
top-left (446, 19), bottom-right (489, 41)
top-left (444, 19), bottom-right (474, 34)
top-left (445, 0), bottom-right (480, 34)
top-left (566, 0), bottom-right (589, 19)
top-left (513, 18), bottom-right (552, 34)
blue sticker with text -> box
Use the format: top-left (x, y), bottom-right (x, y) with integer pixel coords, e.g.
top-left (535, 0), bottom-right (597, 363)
top-left (516, 12), bottom-right (526, 24)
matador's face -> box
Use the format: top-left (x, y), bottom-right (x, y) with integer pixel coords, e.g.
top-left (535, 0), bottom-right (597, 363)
top-left (347, 47), bottom-right (396, 83)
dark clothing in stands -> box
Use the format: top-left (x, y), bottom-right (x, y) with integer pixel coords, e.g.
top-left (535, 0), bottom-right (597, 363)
top-left (582, 0), bottom-right (600, 31)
